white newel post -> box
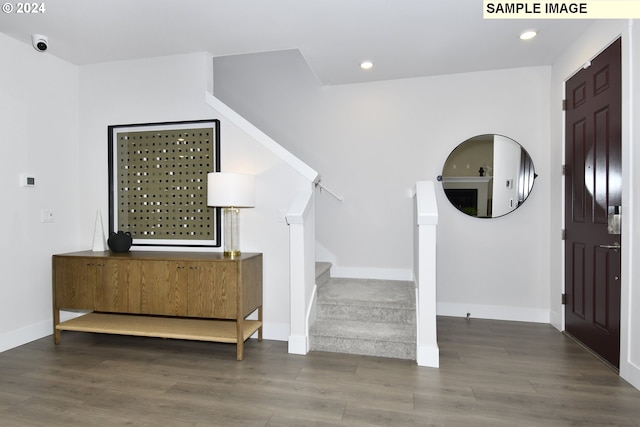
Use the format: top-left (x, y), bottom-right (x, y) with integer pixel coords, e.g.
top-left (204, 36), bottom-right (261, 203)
top-left (415, 181), bottom-right (439, 367)
top-left (286, 189), bottom-right (316, 355)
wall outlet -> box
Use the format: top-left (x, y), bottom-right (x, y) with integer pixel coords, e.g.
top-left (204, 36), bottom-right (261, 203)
top-left (42, 209), bottom-right (54, 223)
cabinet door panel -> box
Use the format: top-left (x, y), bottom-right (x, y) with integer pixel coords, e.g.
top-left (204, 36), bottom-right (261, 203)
top-left (170, 262), bottom-right (189, 316)
top-left (55, 258), bottom-right (99, 310)
top-left (124, 260), bottom-right (143, 313)
top-left (188, 262), bottom-right (237, 318)
top-left (98, 259), bottom-right (131, 312)
top-left (139, 261), bottom-right (188, 316)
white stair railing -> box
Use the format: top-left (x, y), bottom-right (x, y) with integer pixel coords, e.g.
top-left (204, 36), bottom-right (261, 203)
top-left (314, 176), bottom-right (344, 202)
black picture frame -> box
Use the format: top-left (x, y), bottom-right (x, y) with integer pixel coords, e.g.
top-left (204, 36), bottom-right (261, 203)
top-left (108, 119), bottom-right (221, 247)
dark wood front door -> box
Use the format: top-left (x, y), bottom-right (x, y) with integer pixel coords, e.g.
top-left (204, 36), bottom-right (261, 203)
top-left (564, 38), bottom-right (622, 369)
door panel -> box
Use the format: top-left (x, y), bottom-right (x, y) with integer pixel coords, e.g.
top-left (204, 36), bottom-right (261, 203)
top-left (570, 242), bottom-right (586, 319)
top-left (571, 119), bottom-right (586, 222)
top-left (565, 38), bottom-right (621, 369)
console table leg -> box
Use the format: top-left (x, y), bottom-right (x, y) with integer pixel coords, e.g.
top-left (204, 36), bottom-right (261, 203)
top-left (258, 305), bottom-right (263, 341)
top-left (53, 308), bottom-right (60, 344)
top-left (236, 318), bottom-right (244, 361)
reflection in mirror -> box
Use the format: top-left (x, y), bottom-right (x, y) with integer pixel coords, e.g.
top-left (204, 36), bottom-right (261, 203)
top-left (439, 134), bottom-right (536, 218)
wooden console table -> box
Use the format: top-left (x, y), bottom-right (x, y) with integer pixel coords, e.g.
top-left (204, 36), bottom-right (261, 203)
top-left (52, 250), bottom-right (262, 360)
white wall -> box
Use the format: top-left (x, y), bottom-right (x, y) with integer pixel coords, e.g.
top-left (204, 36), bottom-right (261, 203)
top-left (0, 33), bottom-right (80, 351)
top-left (213, 51), bottom-right (552, 322)
top-left (78, 52), bottom-right (310, 341)
top-left (628, 19), bottom-right (640, 391)
top-left (549, 19), bottom-right (640, 389)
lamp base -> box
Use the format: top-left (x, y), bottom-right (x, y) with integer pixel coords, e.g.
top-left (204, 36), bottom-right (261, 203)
top-left (222, 207), bottom-right (241, 258)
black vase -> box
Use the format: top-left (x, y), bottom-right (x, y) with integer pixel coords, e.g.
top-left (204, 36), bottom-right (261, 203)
top-left (108, 231), bottom-right (132, 253)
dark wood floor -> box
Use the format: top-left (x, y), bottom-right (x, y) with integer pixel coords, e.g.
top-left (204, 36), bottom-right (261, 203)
top-left (1, 316), bottom-right (639, 426)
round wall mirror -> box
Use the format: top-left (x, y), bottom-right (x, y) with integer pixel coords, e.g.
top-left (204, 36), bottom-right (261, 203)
top-left (438, 134), bottom-right (536, 218)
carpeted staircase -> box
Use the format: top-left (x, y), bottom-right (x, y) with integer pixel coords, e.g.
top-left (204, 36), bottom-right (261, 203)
top-left (310, 262), bottom-right (416, 360)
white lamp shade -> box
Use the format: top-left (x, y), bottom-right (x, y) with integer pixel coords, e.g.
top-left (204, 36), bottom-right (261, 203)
top-left (207, 172), bottom-right (255, 208)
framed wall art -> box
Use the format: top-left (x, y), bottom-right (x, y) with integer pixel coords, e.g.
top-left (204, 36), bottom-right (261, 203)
top-left (108, 119), bottom-right (221, 247)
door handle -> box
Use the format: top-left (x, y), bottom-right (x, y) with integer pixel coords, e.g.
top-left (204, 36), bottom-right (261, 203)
top-left (599, 242), bottom-right (621, 251)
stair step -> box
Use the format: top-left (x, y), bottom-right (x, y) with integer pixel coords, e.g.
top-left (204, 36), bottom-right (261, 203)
top-left (317, 302), bottom-right (415, 324)
top-left (310, 319), bottom-right (416, 360)
top-left (311, 337), bottom-right (416, 360)
top-left (311, 318), bottom-right (415, 343)
top-left (310, 276), bottom-right (417, 360)
top-left (316, 277), bottom-right (415, 324)
top-left (317, 278), bottom-right (415, 309)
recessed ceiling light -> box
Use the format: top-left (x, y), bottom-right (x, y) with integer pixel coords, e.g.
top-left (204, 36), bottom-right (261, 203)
top-left (519, 29), bottom-right (538, 40)
top-left (360, 60), bottom-right (374, 70)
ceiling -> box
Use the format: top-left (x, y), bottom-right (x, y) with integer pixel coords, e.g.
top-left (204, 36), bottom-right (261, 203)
top-left (0, 0), bottom-right (596, 85)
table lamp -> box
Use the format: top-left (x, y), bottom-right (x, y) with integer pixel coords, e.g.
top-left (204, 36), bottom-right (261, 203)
top-left (207, 172), bottom-right (255, 257)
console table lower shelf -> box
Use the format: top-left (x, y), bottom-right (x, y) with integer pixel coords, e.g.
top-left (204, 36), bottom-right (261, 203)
top-left (56, 313), bottom-right (262, 357)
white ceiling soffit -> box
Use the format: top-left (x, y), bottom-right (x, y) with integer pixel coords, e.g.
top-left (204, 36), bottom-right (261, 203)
top-left (0, 0), bottom-right (595, 85)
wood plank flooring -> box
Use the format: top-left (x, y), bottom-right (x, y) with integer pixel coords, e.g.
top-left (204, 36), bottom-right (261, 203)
top-left (1, 316), bottom-right (639, 426)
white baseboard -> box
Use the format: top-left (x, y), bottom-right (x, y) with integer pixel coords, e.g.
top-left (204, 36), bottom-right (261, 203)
top-left (416, 344), bottom-right (439, 368)
top-left (316, 241), bottom-right (412, 281)
top-left (0, 311), bottom-right (86, 354)
top-left (437, 302), bottom-right (550, 324)
top-left (288, 335), bottom-right (308, 355)
top-left (0, 319), bottom-right (51, 353)
top-left (549, 308), bottom-right (563, 331)
top-left (621, 360), bottom-right (640, 391)
top-left (261, 321), bottom-right (290, 342)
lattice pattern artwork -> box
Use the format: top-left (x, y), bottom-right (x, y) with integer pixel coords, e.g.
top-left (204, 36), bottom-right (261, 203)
top-left (108, 120), bottom-right (220, 247)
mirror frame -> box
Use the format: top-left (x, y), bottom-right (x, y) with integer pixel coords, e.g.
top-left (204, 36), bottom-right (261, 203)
top-left (437, 134), bottom-right (537, 218)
